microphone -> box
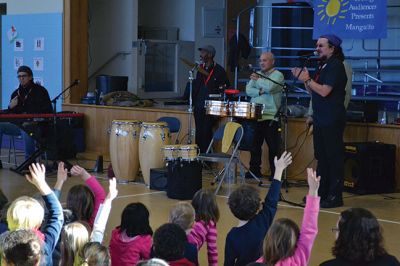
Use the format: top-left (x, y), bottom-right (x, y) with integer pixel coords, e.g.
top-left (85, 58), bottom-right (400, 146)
top-left (299, 51), bottom-right (319, 58)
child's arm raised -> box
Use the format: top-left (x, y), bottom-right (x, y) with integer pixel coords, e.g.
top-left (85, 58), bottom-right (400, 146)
top-left (279, 168), bottom-right (320, 265)
top-left (53, 162), bottom-right (68, 199)
top-left (261, 152), bottom-right (292, 222)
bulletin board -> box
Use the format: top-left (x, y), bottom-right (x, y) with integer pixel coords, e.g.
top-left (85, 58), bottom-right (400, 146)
top-left (1, 13), bottom-right (62, 110)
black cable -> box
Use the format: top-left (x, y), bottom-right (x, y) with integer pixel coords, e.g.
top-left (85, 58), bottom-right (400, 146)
top-left (287, 128), bottom-right (308, 151)
top-left (287, 158), bottom-right (315, 179)
top-left (290, 128), bottom-right (311, 161)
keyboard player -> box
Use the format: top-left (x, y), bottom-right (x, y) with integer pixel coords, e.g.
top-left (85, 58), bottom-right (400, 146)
top-left (4, 65), bottom-right (53, 159)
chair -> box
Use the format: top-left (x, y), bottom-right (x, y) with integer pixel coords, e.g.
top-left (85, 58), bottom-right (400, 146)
top-left (0, 123), bottom-right (24, 166)
top-left (197, 122), bottom-right (243, 194)
top-left (157, 116), bottom-right (181, 144)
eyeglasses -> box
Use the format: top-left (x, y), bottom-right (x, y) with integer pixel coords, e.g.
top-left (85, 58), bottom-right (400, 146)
top-left (331, 227), bottom-right (339, 233)
top-left (17, 74), bottom-right (28, 78)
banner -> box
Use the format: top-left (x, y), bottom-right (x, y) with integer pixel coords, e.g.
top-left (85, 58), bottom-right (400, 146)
top-left (312, 0), bottom-right (387, 39)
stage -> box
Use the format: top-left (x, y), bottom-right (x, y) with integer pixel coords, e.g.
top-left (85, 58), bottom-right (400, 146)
top-left (63, 103), bottom-right (400, 190)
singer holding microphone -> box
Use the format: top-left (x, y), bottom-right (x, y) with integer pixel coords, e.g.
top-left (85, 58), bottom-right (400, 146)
top-left (292, 34), bottom-right (347, 208)
top-left (192, 45), bottom-right (230, 152)
top-left (245, 52), bottom-right (284, 179)
top-left (6, 65), bottom-right (53, 159)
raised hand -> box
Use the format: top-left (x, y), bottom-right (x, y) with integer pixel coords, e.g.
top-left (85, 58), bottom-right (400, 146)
top-left (291, 67), bottom-right (310, 82)
top-left (55, 161), bottom-right (68, 191)
top-left (273, 151), bottom-right (293, 181)
top-left (25, 163), bottom-right (51, 195)
top-left (307, 168), bottom-right (320, 197)
top-left (106, 178), bottom-right (118, 201)
top-left (70, 165), bottom-right (91, 181)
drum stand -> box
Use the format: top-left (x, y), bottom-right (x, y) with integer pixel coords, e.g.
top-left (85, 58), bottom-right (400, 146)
top-left (187, 68), bottom-right (196, 144)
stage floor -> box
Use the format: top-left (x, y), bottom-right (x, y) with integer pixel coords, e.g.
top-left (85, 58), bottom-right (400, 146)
top-left (0, 156), bottom-right (399, 265)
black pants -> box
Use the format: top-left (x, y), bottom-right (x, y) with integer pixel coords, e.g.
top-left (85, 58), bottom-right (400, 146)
top-left (194, 108), bottom-right (216, 153)
top-left (249, 120), bottom-right (281, 176)
top-left (313, 123), bottom-right (345, 200)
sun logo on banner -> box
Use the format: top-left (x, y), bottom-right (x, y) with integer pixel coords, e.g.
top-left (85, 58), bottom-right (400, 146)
top-left (317, 0), bottom-right (350, 25)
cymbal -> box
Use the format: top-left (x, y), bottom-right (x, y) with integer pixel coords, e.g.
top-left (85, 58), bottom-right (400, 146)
top-left (179, 57), bottom-right (209, 76)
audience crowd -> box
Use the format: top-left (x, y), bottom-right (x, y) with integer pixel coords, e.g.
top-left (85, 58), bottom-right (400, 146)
top-left (0, 151), bottom-right (398, 266)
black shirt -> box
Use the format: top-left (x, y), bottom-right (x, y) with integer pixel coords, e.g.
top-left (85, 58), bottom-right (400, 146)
top-left (320, 254), bottom-right (400, 266)
top-left (192, 63), bottom-right (230, 108)
top-left (312, 57), bottom-right (347, 126)
top-left (9, 81), bottom-right (53, 114)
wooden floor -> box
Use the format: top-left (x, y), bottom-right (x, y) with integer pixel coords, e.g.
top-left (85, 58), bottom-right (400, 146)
top-left (0, 157), bottom-right (399, 266)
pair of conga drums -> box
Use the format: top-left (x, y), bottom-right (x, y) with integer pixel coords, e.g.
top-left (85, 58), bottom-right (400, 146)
top-left (109, 120), bottom-right (170, 185)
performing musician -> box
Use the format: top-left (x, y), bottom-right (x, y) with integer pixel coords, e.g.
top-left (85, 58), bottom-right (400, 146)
top-left (245, 52), bottom-right (284, 179)
top-left (192, 45), bottom-right (230, 152)
top-left (292, 34), bottom-right (347, 208)
top-left (6, 65), bottom-right (53, 159)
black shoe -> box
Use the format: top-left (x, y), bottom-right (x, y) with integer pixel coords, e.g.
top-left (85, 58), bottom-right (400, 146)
top-left (245, 171), bottom-right (261, 179)
top-left (302, 196), bottom-right (307, 204)
top-left (320, 195), bottom-right (343, 208)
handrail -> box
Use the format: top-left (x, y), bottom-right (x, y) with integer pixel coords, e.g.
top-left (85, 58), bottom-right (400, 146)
top-left (88, 51), bottom-right (131, 81)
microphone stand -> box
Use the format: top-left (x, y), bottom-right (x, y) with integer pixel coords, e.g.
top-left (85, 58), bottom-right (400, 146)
top-left (187, 67), bottom-right (196, 144)
top-left (51, 80), bottom-right (79, 114)
top-left (251, 69), bottom-right (305, 208)
top-left (48, 80), bottom-right (79, 172)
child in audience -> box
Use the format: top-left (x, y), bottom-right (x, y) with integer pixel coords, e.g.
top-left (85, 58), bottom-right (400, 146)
top-left (261, 168), bottom-right (320, 265)
top-left (169, 202), bottom-right (198, 265)
top-left (60, 178), bottom-right (117, 266)
top-left (6, 163), bottom-right (64, 266)
top-left (60, 222), bottom-right (90, 266)
top-left (224, 152), bottom-right (292, 266)
top-left (320, 208), bottom-right (400, 266)
top-left (109, 202), bottom-right (153, 265)
top-left (137, 258), bottom-right (169, 266)
top-left (153, 223), bottom-right (195, 266)
top-left (78, 242), bottom-right (111, 266)
top-left (188, 189), bottom-right (220, 266)
top-left (61, 164), bottom-right (106, 227)
top-left (0, 229), bottom-right (42, 266)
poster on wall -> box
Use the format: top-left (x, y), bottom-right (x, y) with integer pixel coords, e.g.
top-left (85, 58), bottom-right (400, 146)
top-left (35, 77), bottom-right (44, 86)
top-left (13, 57), bottom-right (23, 70)
top-left (33, 57), bottom-right (44, 71)
top-left (7, 25), bottom-right (18, 42)
top-left (34, 37), bottom-right (45, 51)
top-left (14, 39), bottom-right (24, 51)
top-left (313, 0), bottom-right (387, 39)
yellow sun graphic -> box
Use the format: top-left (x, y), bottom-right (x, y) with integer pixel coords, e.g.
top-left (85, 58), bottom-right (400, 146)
top-left (317, 0), bottom-right (349, 25)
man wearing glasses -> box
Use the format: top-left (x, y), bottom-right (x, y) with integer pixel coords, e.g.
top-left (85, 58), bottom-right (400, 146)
top-left (292, 34), bottom-right (347, 208)
top-left (6, 65), bottom-right (53, 159)
top-left (8, 65), bottom-right (52, 114)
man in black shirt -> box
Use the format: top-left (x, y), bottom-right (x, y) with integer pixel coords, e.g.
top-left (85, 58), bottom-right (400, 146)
top-left (9, 66), bottom-right (53, 114)
top-left (292, 34), bottom-right (347, 208)
top-left (192, 45), bottom-right (230, 152)
top-left (7, 65), bottom-right (53, 159)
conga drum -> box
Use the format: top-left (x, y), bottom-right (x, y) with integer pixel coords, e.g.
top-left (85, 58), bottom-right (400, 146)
top-left (109, 120), bottom-right (141, 181)
top-left (139, 122), bottom-right (171, 185)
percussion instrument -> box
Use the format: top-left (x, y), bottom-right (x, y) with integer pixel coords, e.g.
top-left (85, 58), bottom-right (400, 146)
top-left (161, 145), bottom-right (181, 161)
top-left (109, 120), bottom-right (141, 181)
top-left (139, 122), bottom-right (171, 185)
top-left (230, 101), bottom-right (264, 120)
top-left (204, 100), bottom-right (230, 117)
top-left (179, 144), bottom-right (199, 161)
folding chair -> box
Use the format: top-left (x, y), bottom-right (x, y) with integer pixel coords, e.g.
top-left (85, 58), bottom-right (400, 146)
top-left (197, 121), bottom-right (244, 194)
top-left (157, 116), bottom-right (181, 144)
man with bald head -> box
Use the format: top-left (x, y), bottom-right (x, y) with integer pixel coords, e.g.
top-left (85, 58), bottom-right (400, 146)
top-left (245, 52), bottom-right (284, 179)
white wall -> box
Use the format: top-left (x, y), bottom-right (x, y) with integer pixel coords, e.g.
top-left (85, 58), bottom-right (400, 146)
top-left (139, 0), bottom-right (195, 41)
top-left (88, 0), bottom-right (138, 93)
top-left (195, 0), bottom-right (226, 66)
top-left (0, 0), bottom-right (62, 14)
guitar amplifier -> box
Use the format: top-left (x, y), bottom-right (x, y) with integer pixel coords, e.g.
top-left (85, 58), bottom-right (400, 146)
top-left (344, 142), bottom-right (396, 194)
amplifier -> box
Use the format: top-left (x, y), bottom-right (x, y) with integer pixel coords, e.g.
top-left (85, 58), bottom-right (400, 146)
top-left (344, 142), bottom-right (396, 194)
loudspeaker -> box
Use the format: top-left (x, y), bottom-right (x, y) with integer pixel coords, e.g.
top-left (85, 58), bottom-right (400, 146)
top-left (344, 142), bottom-right (396, 194)
top-left (167, 161), bottom-right (202, 200)
top-left (150, 168), bottom-right (168, 191)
